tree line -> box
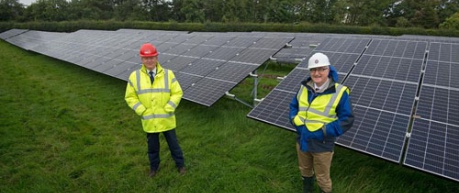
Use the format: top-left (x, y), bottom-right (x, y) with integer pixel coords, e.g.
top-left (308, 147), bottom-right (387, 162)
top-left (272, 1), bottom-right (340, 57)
top-left (1, 0), bottom-right (459, 30)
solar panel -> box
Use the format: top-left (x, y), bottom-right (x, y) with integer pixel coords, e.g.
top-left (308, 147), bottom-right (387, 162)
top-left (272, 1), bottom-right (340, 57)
top-left (419, 86), bottom-right (457, 124)
top-left (183, 78), bottom-right (235, 106)
top-left (251, 37), bottom-right (291, 49)
top-left (230, 48), bottom-right (278, 64)
top-left (104, 61), bottom-right (138, 78)
top-left (225, 36), bottom-right (261, 47)
top-left (423, 42), bottom-right (459, 89)
top-left (405, 119), bottom-right (459, 182)
top-left (249, 37), bottom-right (426, 165)
top-left (4, 30), bottom-right (67, 51)
top-left (351, 55), bottom-right (424, 83)
top-left (4, 29), bottom-right (459, 181)
top-left (182, 34), bottom-right (213, 44)
top-left (2, 29), bottom-right (292, 107)
top-left (275, 68), bottom-right (308, 92)
top-left (328, 39), bottom-right (428, 163)
top-left (93, 58), bottom-right (125, 73)
top-left (271, 33), bottom-right (331, 62)
top-left (202, 35), bottom-right (235, 46)
top-left (0, 29), bottom-right (28, 39)
top-left (206, 62), bottom-right (258, 82)
top-left (247, 89), bottom-right (296, 131)
top-left (344, 76), bottom-right (417, 115)
top-left (364, 39), bottom-right (427, 59)
top-left (249, 37), bottom-right (370, 129)
top-left (156, 42), bottom-right (180, 53)
top-left (157, 54), bottom-right (176, 65)
top-left (175, 72), bottom-right (203, 90)
top-left (203, 47), bottom-right (245, 60)
top-left (179, 59), bottom-right (226, 76)
top-left (161, 56), bottom-right (198, 71)
top-left (273, 47), bottom-right (312, 63)
top-left (181, 45), bottom-right (218, 58)
top-left (401, 41), bottom-right (459, 182)
top-left (315, 38), bottom-right (370, 54)
top-left (337, 106), bottom-right (410, 162)
top-left (162, 43), bottom-right (196, 55)
top-left (335, 75), bottom-right (418, 162)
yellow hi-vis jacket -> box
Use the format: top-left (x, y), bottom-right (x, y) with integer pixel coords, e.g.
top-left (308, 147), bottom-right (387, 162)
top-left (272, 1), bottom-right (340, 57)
top-left (125, 63), bottom-right (183, 133)
top-left (292, 83), bottom-right (349, 132)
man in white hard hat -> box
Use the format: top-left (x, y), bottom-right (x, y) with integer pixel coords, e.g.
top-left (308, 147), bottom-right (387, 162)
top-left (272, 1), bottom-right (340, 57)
top-left (289, 53), bottom-right (354, 193)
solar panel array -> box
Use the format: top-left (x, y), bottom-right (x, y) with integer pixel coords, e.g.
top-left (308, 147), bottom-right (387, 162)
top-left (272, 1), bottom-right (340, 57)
top-left (2, 28), bottom-right (458, 181)
top-left (249, 36), bottom-right (459, 182)
top-left (337, 39), bottom-right (427, 163)
top-left (1, 29), bottom-right (292, 106)
top-left (404, 42), bottom-right (459, 182)
top-left (248, 37), bottom-right (370, 131)
top-left (0, 29), bottom-right (27, 39)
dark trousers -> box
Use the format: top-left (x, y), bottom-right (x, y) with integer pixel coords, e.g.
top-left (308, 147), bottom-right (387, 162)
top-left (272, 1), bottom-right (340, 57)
top-left (147, 129), bottom-right (185, 171)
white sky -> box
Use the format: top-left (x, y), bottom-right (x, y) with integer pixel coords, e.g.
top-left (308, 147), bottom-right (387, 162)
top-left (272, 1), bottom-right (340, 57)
top-left (19, 0), bottom-right (35, 6)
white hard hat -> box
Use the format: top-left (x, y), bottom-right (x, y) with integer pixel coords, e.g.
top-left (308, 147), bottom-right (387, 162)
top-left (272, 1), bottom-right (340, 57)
top-left (308, 53), bottom-right (330, 70)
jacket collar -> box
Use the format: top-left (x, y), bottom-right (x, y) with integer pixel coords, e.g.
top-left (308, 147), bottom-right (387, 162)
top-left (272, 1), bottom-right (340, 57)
top-left (142, 62), bottom-right (164, 76)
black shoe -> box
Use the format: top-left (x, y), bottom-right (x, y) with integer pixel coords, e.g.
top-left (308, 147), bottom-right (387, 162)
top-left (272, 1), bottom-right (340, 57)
top-left (178, 167), bottom-right (186, 175)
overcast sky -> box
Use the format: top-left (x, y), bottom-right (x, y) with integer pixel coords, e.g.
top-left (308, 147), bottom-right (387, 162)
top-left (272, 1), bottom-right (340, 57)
top-left (19, 0), bottom-right (35, 6)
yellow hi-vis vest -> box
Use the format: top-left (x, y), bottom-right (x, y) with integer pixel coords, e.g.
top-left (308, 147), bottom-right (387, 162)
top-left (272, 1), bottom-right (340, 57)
top-left (125, 64), bottom-right (183, 133)
top-left (293, 83), bottom-right (349, 132)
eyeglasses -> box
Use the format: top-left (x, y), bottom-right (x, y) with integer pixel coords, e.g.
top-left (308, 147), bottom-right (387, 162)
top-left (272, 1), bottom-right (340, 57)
top-left (310, 67), bottom-right (329, 73)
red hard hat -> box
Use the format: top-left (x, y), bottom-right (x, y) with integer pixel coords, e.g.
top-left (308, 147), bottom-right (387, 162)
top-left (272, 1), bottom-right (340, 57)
top-left (139, 43), bottom-right (158, 57)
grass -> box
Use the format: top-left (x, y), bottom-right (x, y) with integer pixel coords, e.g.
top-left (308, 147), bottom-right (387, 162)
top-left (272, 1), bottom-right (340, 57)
top-left (1, 40), bottom-right (458, 193)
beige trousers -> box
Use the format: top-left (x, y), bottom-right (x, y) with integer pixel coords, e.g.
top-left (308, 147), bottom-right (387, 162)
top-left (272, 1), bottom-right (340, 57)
top-left (296, 143), bottom-right (334, 193)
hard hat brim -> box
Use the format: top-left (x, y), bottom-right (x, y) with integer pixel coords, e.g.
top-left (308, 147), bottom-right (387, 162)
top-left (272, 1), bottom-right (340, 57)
top-left (140, 53), bottom-right (158, 57)
top-left (308, 63), bottom-right (330, 70)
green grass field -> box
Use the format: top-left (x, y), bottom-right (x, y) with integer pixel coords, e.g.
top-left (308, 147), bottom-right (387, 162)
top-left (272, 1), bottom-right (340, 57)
top-left (1, 40), bottom-right (458, 193)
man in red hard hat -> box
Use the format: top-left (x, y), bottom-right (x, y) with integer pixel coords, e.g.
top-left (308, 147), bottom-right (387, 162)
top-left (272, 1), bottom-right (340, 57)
top-left (125, 43), bottom-right (186, 177)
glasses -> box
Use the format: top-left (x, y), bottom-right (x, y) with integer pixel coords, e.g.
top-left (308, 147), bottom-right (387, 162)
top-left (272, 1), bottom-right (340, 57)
top-left (310, 67), bottom-right (329, 73)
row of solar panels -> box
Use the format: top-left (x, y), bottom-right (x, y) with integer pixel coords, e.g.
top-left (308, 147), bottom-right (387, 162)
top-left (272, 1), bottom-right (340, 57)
top-left (248, 37), bottom-right (459, 182)
top-left (1, 28), bottom-right (458, 182)
top-left (0, 29), bottom-right (292, 106)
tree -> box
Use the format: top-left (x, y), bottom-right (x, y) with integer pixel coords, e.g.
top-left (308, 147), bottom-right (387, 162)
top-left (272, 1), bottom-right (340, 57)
top-left (0, 0), bottom-right (24, 21)
top-left (440, 11), bottom-right (459, 30)
top-left (180, 0), bottom-right (205, 22)
top-left (436, 0), bottom-right (459, 25)
top-left (409, 1), bottom-right (440, 28)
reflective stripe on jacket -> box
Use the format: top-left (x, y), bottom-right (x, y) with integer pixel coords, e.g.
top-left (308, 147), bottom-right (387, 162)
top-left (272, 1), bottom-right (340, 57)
top-left (293, 83), bottom-right (348, 132)
top-left (125, 63), bottom-right (183, 133)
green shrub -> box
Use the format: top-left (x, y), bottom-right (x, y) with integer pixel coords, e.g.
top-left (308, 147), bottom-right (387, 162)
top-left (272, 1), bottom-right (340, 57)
top-left (1, 20), bottom-right (458, 37)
